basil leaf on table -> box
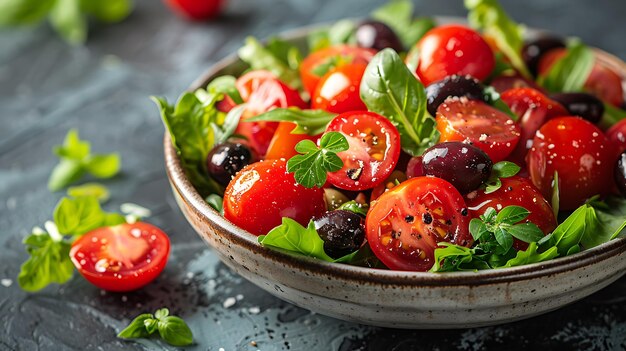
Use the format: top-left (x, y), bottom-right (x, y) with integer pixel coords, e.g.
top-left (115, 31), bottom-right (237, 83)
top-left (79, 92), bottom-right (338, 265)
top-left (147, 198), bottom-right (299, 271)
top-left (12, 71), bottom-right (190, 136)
top-left (465, 0), bottom-right (531, 79)
top-left (118, 308), bottom-right (194, 347)
top-left (117, 314), bottom-right (153, 339)
top-left (238, 36), bottom-right (301, 89)
top-left (17, 230), bottom-right (74, 292)
top-left (371, 0), bottom-right (435, 48)
top-left (538, 40), bottom-right (594, 93)
top-left (48, 129), bottom-right (121, 191)
top-left (247, 108), bottom-right (337, 136)
top-left (360, 48), bottom-right (439, 156)
top-left (67, 182), bottom-right (110, 203)
top-left (286, 132), bottom-right (348, 188)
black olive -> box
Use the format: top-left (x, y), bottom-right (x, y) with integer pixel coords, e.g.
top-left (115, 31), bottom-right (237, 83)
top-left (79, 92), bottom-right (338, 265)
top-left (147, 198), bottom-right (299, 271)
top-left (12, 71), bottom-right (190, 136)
top-left (425, 75), bottom-right (485, 116)
top-left (313, 210), bottom-right (365, 259)
top-left (550, 92), bottom-right (604, 124)
top-left (615, 151), bottom-right (626, 197)
top-left (421, 142), bottom-right (493, 194)
top-left (522, 36), bottom-right (566, 76)
top-left (207, 142), bottom-right (257, 186)
top-left (355, 20), bottom-right (404, 52)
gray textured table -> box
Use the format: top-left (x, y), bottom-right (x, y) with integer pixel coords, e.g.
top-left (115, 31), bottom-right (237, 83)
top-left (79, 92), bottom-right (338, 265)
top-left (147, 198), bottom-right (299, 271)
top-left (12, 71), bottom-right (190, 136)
top-left (2, 0), bottom-right (626, 350)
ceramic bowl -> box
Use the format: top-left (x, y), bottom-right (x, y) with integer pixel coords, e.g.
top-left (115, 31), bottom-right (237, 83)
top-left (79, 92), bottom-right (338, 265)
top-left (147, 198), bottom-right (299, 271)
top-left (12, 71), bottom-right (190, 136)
top-left (164, 20), bottom-right (626, 328)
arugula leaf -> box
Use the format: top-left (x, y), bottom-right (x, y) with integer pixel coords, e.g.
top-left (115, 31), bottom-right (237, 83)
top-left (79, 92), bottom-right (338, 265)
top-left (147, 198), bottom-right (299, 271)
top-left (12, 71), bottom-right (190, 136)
top-left (259, 218), bottom-right (334, 261)
top-left (482, 161), bottom-right (520, 194)
top-left (212, 104), bottom-right (246, 145)
top-left (67, 182), bottom-right (110, 203)
top-left (465, 0), bottom-right (531, 79)
top-left (238, 37), bottom-right (301, 89)
top-left (118, 308), bottom-right (193, 347)
top-left (360, 48), bottom-right (439, 156)
top-left (286, 132), bottom-right (348, 188)
top-left (152, 94), bottom-right (223, 196)
top-left (371, 0), bottom-right (435, 49)
top-left (247, 108), bottom-right (337, 135)
top-left (538, 40), bottom-right (594, 93)
top-left (48, 129), bottom-right (121, 191)
top-left (17, 230), bottom-right (74, 292)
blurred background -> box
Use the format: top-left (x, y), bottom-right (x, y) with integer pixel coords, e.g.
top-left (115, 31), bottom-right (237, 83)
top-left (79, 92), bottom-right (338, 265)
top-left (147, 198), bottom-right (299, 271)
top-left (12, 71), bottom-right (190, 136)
top-left (1, 0), bottom-right (626, 350)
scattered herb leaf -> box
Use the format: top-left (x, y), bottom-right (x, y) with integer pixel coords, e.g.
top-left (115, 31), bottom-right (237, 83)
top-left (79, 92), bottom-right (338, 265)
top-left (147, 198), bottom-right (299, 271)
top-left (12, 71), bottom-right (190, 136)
top-left (118, 308), bottom-right (193, 347)
top-left (67, 182), bottom-right (110, 203)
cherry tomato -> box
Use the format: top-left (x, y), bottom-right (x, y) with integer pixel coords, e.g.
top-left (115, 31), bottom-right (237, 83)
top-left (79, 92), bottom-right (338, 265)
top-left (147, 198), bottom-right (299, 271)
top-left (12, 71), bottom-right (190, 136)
top-left (325, 111), bottom-right (401, 191)
top-left (370, 170), bottom-right (406, 201)
top-left (527, 117), bottom-right (612, 210)
top-left (538, 49), bottom-right (624, 107)
top-left (413, 25), bottom-right (495, 86)
top-left (366, 177), bottom-right (472, 271)
top-left (265, 122), bottom-right (319, 160)
top-left (436, 98), bottom-right (521, 162)
top-left (607, 119), bottom-right (626, 154)
top-left (490, 73), bottom-right (544, 94)
top-left (234, 71), bottom-right (307, 156)
top-left (165, 0), bottom-right (225, 21)
top-left (223, 159), bottom-right (326, 235)
top-left (465, 176), bottom-right (556, 250)
top-left (312, 63), bottom-right (368, 113)
top-left (300, 45), bottom-right (376, 96)
top-left (501, 88), bottom-right (568, 165)
top-left (69, 222), bottom-right (170, 292)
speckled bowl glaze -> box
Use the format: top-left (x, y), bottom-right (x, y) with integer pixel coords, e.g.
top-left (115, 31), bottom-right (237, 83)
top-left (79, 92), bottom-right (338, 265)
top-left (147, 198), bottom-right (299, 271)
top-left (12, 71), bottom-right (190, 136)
top-left (164, 19), bottom-right (626, 328)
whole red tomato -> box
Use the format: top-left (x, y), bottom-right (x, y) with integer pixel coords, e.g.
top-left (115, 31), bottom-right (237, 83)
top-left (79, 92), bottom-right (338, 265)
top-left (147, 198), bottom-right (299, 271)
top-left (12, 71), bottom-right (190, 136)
top-left (165, 0), bottom-right (225, 21)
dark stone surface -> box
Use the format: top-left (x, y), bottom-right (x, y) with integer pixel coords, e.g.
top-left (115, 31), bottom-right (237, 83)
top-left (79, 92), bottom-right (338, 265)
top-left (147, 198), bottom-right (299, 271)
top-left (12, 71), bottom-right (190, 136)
top-left (1, 0), bottom-right (626, 350)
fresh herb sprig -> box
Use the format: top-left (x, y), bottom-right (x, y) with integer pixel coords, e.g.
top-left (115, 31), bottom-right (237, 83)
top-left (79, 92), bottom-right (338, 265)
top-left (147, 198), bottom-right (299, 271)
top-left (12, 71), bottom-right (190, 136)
top-left (360, 48), bottom-right (439, 156)
top-left (471, 206), bottom-right (544, 254)
top-left (48, 129), bottom-right (121, 192)
top-left (118, 308), bottom-right (193, 347)
top-left (482, 161), bottom-right (521, 194)
top-left (286, 131), bottom-right (349, 188)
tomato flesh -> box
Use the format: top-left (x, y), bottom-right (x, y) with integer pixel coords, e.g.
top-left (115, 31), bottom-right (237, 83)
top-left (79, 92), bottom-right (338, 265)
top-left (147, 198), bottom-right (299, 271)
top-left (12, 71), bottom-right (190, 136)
top-left (527, 117), bottom-right (613, 210)
top-left (325, 111), bottom-right (401, 191)
top-left (366, 177), bottom-right (472, 271)
top-left (414, 25), bottom-right (495, 86)
top-left (465, 176), bottom-right (556, 250)
top-left (436, 98), bottom-right (521, 162)
top-left (300, 45), bottom-right (376, 96)
top-left (312, 63), bottom-right (367, 114)
top-left (70, 222), bottom-right (170, 292)
top-left (223, 159), bottom-right (326, 235)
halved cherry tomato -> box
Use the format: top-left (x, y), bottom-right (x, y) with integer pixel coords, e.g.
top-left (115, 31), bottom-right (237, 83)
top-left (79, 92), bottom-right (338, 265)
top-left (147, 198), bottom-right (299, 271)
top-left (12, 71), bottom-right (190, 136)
top-left (370, 170), bottom-right (406, 201)
top-left (436, 98), bottom-right (521, 162)
top-left (165, 0), bottom-right (225, 21)
top-left (465, 176), bottom-right (556, 250)
top-left (69, 222), bottom-right (170, 292)
top-left (366, 176), bottom-right (472, 271)
top-left (223, 159), bottom-right (326, 235)
top-left (265, 122), bottom-right (319, 160)
top-left (325, 111), bottom-right (401, 191)
top-left (501, 88), bottom-right (568, 165)
top-left (235, 71), bottom-right (307, 156)
top-left (312, 63), bottom-right (368, 113)
top-left (300, 45), bottom-right (376, 96)
top-left (527, 117), bottom-right (613, 210)
top-left (413, 25), bottom-right (495, 86)
top-left (538, 49), bottom-right (624, 107)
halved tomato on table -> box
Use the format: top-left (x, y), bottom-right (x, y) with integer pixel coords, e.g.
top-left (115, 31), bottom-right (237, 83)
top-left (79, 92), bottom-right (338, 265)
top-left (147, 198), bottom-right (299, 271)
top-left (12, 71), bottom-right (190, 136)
top-left (366, 177), bottom-right (472, 271)
top-left (300, 45), bottom-right (376, 96)
top-left (235, 70), bottom-right (307, 156)
top-left (70, 222), bottom-right (170, 292)
top-left (436, 98), bottom-right (521, 162)
top-left (325, 111), bottom-right (401, 191)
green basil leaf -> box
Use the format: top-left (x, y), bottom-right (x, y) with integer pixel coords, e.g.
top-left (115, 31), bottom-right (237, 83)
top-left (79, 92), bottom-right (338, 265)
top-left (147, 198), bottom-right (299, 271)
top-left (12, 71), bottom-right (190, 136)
top-left (333, 243), bottom-right (385, 268)
top-left (482, 86), bottom-right (517, 120)
top-left (117, 314), bottom-right (154, 339)
top-left (206, 75), bottom-right (244, 105)
top-left (238, 37), bottom-right (301, 89)
top-left (154, 308), bottom-right (169, 320)
top-left (552, 204), bottom-right (591, 256)
top-left (469, 218), bottom-right (488, 241)
top-left (494, 226), bottom-right (513, 252)
top-left (54, 129), bottom-right (90, 160)
top-left (144, 318), bottom-right (158, 335)
top-left (213, 104), bottom-right (246, 145)
top-left (465, 0), bottom-right (531, 79)
top-left (49, 0), bottom-right (87, 45)
top-left (84, 153), bottom-right (121, 178)
top-left (80, 0), bottom-right (133, 23)
top-left (157, 316), bottom-right (194, 346)
top-left (17, 233), bottom-right (74, 292)
top-left (483, 177), bottom-right (502, 194)
top-left (430, 243), bottom-right (486, 272)
top-left (337, 201), bottom-right (368, 217)
top-left (483, 161), bottom-right (520, 194)
top-left (507, 223), bottom-right (545, 243)
top-left (67, 183), bottom-right (110, 203)
top-left (206, 194), bottom-right (224, 214)
top-left (0, 0), bottom-right (55, 26)
top-left (501, 242), bottom-right (559, 268)
top-left (258, 218), bottom-right (334, 261)
top-left (538, 40), bottom-right (594, 93)
top-left (48, 159), bottom-right (85, 191)
top-left (360, 48), bottom-right (438, 156)
top-left (495, 205), bottom-right (530, 224)
top-left (371, 0), bottom-right (435, 48)
top-left (581, 196), bottom-right (626, 248)
top-left (54, 196), bottom-right (122, 236)
top-left (247, 108), bottom-right (337, 135)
